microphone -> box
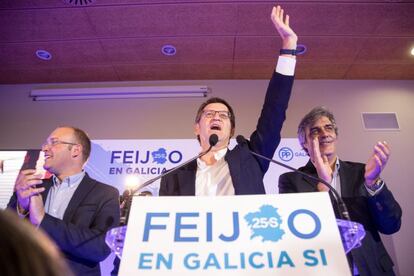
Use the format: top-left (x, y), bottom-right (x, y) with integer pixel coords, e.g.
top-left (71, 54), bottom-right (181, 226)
top-left (120, 134), bottom-right (219, 225)
top-left (236, 135), bottom-right (351, 221)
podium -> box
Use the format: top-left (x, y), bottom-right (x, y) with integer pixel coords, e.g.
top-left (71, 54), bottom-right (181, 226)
top-left (106, 193), bottom-right (365, 275)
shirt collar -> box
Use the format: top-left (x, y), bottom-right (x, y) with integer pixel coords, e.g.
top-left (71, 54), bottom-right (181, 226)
top-left (333, 157), bottom-right (340, 174)
top-left (52, 171), bottom-right (85, 187)
top-left (197, 148), bottom-right (228, 168)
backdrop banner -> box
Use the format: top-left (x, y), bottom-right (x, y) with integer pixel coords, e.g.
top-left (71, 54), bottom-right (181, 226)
top-left (84, 138), bottom-right (308, 196)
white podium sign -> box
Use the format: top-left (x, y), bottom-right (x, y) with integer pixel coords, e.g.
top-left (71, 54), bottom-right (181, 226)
top-left (119, 193), bottom-right (351, 276)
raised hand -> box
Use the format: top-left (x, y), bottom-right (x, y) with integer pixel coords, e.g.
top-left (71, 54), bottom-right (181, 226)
top-left (308, 137), bottom-right (332, 191)
top-left (14, 169), bottom-right (45, 211)
top-left (270, 5), bottom-right (298, 50)
top-left (365, 141), bottom-right (390, 186)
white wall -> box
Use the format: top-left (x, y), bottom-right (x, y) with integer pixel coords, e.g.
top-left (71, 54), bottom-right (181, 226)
top-left (1, 77), bottom-right (413, 275)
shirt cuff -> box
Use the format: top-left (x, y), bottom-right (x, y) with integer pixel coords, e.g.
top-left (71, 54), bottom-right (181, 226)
top-left (275, 56), bottom-right (296, 76)
top-left (16, 203), bottom-right (29, 218)
top-left (365, 181), bottom-right (385, 196)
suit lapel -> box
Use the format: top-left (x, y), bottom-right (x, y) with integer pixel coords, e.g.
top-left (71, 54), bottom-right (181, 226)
top-left (177, 160), bottom-right (197, 195)
top-left (299, 160), bottom-right (319, 192)
top-left (338, 160), bottom-right (358, 197)
top-left (41, 178), bottom-right (53, 203)
top-left (225, 148), bottom-right (241, 192)
top-left (63, 174), bottom-right (96, 221)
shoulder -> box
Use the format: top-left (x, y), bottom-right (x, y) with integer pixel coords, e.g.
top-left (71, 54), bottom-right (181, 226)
top-left (279, 170), bottom-right (302, 182)
top-left (84, 175), bottom-right (120, 196)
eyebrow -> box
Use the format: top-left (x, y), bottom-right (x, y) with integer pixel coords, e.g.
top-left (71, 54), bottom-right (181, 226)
top-left (203, 109), bottom-right (229, 112)
top-left (310, 124), bottom-right (334, 130)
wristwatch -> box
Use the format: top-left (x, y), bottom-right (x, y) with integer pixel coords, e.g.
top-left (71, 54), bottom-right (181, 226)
top-left (367, 178), bottom-right (384, 192)
top-left (280, 49), bottom-right (297, 56)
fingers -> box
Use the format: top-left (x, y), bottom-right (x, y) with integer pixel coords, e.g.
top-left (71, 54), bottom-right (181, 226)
top-left (311, 137), bottom-right (321, 158)
top-left (27, 186), bottom-right (46, 197)
top-left (271, 5), bottom-right (284, 25)
top-left (15, 169), bottom-right (44, 196)
top-left (307, 138), bottom-right (316, 163)
top-left (373, 141), bottom-right (390, 168)
top-left (322, 155), bottom-right (329, 165)
top-left (279, 6), bottom-right (284, 23)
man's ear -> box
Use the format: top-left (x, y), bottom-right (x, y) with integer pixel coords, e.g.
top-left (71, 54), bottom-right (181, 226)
top-left (194, 123), bottom-right (200, 136)
top-left (230, 127), bottom-right (235, 138)
top-left (71, 144), bottom-right (82, 159)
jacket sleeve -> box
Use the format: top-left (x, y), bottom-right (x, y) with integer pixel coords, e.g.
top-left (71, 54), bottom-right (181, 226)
top-left (367, 184), bottom-right (402, 235)
top-left (249, 72), bottom-right (294, 174)
top-left (40, 185), bottom-right (120, 263)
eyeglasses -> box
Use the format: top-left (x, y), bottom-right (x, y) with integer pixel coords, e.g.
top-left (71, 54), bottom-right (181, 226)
top-left (202, 110), bottom-right (231, 120)
top-left (42, 139), bottom-right (78, 148)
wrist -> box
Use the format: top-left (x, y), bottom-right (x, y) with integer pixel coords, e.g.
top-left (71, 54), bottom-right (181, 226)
top-left (282, 37), bottom-right (297, 50)
top-left (17, 202), bottom-right (29, 217)
top-left (365, 178), bottom-right (384, 192)
top-left (365, 177), bottom-right (379, 187)
top-left (280, 49), bottom-right (297, 56)
top-left (30, 213), bottom-right (45, 227)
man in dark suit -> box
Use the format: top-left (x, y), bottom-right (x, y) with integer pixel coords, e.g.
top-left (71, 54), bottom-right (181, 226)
top-left (159, 5), bottom-right (297, 196)
top-left (8, 126), bottom-right (120, 276)
top-left (279, 106), bottom-right (402, 276)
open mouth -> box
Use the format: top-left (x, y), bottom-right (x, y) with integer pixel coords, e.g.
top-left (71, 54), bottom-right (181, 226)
top-left (210, 124), bottom-right (222, 131)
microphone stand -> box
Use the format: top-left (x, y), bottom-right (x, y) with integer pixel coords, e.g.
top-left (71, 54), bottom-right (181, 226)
top-left (120, 134), bottom-right (219, 225)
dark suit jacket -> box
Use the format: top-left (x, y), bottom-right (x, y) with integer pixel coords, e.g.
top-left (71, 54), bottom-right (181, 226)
top-left (8, 173), bottom-right (120, 276)
top-left (279, 160), bottom-right (402, 276)
top-left (159, 72), bottom-right (294, 196)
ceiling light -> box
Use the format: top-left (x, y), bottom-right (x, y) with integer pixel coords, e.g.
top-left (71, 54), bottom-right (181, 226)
top-left (30, 85), bottom-right (210, 101)
top-left (161, 45), bottom-right (177, 56)
top-left (410, 47), bottom-right (414, 56)
top-left (63, 0), bottom-right (96, 6)
top-left (36, 50), bottom-right (52, 61)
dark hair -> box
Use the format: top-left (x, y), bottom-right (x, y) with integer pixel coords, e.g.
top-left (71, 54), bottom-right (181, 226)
top-left (194, 97), bottom-right (236, 141)
top-left (0, 210), bottom-right (74, 276)
top-left (72, 127), bottom-right (91, 162)
top-left (59, 126), bottom-right (91, 162)
top-left (297, 106), bottom-right (338, 153)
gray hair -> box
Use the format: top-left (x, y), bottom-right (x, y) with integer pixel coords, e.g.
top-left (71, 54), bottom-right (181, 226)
top-left (297, 106), bottom-right (338, 153)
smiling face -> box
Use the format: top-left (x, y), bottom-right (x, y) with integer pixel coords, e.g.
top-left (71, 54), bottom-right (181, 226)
top-left (303, 116), bottom-right (338, 162)
top-left (194, 102), bottom-right (234, 150)
top-left (41, 127), bottom-right (83, 179)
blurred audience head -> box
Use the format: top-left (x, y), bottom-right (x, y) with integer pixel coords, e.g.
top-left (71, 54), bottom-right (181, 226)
top-left (0, 210), bottom-right (74, 276)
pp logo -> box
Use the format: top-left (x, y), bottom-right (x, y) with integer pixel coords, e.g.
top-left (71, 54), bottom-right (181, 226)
top-left (279, 147), bottom-right (293, 161)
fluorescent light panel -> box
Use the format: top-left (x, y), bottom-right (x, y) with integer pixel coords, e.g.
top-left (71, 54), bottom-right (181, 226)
top-left (31, 86), bottom-right (209, 101)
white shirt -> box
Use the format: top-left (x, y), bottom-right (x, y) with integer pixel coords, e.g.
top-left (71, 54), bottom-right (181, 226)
top-left (44, 171), bottom-right (85, 219)
top-left (195, 148), bottom-right (234, 196)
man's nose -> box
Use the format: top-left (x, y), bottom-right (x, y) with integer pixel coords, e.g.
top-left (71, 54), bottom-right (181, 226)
top-left (212, 113), bottom-right (222, 120)
top-left (41, 144), bottom-right (50, 151)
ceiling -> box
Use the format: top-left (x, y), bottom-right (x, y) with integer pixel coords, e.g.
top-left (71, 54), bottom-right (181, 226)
top-left (0, 0), bottom-right (413, 84)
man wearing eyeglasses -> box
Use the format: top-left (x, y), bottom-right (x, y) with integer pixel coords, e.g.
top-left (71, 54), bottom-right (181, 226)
top-left (278, 106), bottom-right (402, 276)
top-left (7, 126), bottom-right (120, 276)
top-left (159, 5), bottom-right (297, 196)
